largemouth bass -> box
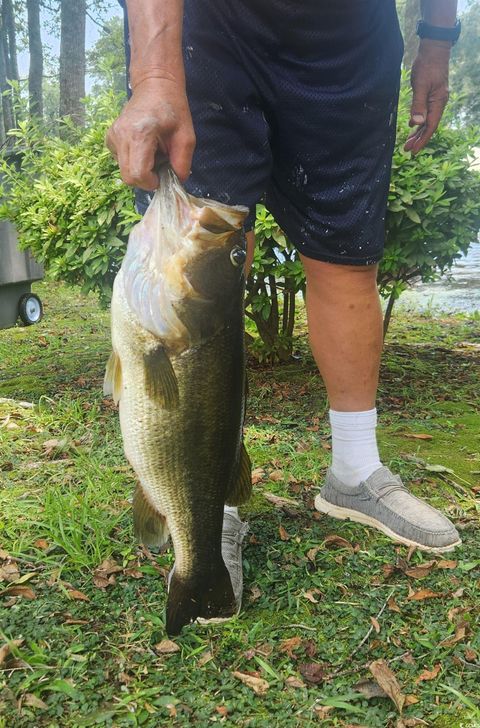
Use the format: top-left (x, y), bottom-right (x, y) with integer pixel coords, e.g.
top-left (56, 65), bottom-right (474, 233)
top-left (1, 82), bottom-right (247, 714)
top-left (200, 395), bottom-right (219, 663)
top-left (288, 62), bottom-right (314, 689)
top-left (104, 168), bottom-right (251, 635)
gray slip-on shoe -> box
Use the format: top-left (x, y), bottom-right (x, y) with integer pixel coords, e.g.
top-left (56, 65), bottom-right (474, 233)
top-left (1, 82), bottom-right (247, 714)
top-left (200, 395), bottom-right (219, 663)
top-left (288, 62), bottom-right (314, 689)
top-left (315, 466), bottom-right (461, 553)
top-left (168, 511), bottom-right (249, 623)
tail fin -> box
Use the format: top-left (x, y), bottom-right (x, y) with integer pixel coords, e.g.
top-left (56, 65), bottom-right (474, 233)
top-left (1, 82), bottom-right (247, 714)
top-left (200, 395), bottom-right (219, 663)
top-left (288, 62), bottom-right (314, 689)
top-left (132, 484), bottom-right (170, 549)
top-left (166, 560), bottom-right (236, 636)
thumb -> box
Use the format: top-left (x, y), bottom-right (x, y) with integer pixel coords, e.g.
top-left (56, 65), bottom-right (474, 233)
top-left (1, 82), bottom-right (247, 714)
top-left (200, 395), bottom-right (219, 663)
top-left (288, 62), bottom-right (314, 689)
top-left (409, 85), bottom-right (428, 128)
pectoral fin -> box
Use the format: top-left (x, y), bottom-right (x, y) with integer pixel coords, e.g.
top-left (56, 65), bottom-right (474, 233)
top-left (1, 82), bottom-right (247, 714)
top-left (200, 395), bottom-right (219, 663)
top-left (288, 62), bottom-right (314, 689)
top-left (143, 346), bottom-right (179, 409)
top-left (225, 443), bottom-right (252, 506)
top-left (103, 351), bottom-right (122, 405)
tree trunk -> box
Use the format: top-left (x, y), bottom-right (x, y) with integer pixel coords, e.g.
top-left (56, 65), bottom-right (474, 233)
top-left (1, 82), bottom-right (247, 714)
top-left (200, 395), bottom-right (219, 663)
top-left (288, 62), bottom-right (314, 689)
top-left (0, 15), bottom-right (14, 136)
top-left (2, 0), bottom-right (18, 82)
top-left (59, 0), bottom-right (86, 127)
top-left (383, 290), bottom-right (397, 339)
top-left (27, 0), bottom-right (43, 118)
top-left (403, 0), bottom-right (420, 70)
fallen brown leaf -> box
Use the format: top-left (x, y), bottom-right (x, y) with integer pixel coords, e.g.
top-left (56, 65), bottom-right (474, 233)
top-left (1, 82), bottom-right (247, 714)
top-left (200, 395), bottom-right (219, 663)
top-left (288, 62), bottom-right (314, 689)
top-left (1, 585), bottom-right (36, 599)
top-left (355, 678), bottom-right (388, 699)
top-left (285, 676), bottom-right (306, 689)
top-left (403, 434), bottom-right (433, 440)
top-left (405, 561), bottom-right (436, 578)
top-left (436, 559), bottom-right (457, 570)
top-left (155, 639), bottom-right (180, 655)
top-left (198, 650), bottom-right (213, 666)
top-left (124, 567), bottom-right (143, 579)
top-left (269, 469), bottom-right (284, 482)
top-left (0, 638), bottom-right (24, 665)
top-left (0, 562), bottom-right (20, 583)
top-left (34, 539), bottom-right (49, 550)
top-left (249, 585), bottom-right (262, 602)
top-left (24, 694), bottom-right (48, 710)
top-left (404, 695), bottom-right (420, 706)
top-left (0, 549), bottom-right (10, 560)
top-left (232, 670), bottom-right (269, 695)
top-left (67, 588), bottom-right (90, 602)
top-left (396, 719), bottom-right (428, 727)
top-left (314, 705), bottom-right (334, 719)
top-left (299, 663), bottom-right (325, 685)
top-left (406, 588), bottom-right (442, 601)
top-left (251, 468), bottom-right (265, 485)
top-left (279, 636), bottom-right (302, 658)
top-left (215, 705), bottom-right (229, 717)
top-left (387, 596), bottom-right (402, 613)
top-left (303, 589), bottom-right (322, 604)
top-left (324, 534), bottom-right (354, 552)
top-left (440, 623), bottom-right (467, 647)
top-left (264, 492), bottom-right (300, 510)
top-left (464, 648), bottom-right (477, 662)
top-left (415, 663), bottom-right (441, 683)
top-left (278, 525), bottom-right (290, 541)
top-left (306, 546), bottom-right (321, 562)
top-left (369, 659), bottom-right (406, 714)
top-left (370, 616), bottom-right (381, 634)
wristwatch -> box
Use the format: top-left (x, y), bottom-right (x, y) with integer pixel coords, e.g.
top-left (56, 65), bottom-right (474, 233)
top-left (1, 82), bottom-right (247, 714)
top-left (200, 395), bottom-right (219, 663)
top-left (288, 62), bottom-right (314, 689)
top-left (416, 19), bottom-right (462, 45)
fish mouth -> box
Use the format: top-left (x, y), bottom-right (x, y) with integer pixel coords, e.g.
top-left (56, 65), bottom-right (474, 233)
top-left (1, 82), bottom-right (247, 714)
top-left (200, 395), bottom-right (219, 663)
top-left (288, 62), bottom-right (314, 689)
top-left (120, 167), bottom-right (249, 349)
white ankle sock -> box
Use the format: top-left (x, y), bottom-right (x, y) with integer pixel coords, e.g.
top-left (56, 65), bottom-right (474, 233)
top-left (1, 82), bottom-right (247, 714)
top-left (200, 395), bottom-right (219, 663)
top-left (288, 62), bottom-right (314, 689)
top-left (224, 506), bottom-right (239, 518)
top-left (329, 408), bottom-right (382, 487)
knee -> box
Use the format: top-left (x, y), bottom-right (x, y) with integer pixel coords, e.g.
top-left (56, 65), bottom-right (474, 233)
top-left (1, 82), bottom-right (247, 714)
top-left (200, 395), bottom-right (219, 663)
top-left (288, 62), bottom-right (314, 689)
top-left (303, 258), bottom-right (379, 296)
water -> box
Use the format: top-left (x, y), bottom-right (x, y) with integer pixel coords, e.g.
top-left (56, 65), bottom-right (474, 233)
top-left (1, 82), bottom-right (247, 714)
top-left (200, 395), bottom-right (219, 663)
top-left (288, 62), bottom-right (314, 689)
top-left (397, 240), bottom-right (480, 314)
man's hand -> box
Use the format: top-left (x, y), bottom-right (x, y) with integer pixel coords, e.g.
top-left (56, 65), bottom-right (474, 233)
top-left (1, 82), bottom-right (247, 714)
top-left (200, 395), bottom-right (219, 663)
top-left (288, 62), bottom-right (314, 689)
top-left (106, 77), bottom-right (196, 190)
top-left (405, 41), bottom-right (451, 155)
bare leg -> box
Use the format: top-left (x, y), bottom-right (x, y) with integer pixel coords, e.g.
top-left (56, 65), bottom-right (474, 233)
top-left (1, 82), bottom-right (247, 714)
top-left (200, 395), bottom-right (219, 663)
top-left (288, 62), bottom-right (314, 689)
top-left (301, 257), bottom-right (383, 412)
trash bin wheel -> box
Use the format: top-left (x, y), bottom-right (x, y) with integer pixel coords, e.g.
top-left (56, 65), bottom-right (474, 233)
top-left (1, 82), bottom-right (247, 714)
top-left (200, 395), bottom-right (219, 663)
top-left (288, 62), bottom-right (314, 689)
top-left (18, 293), bottom-right (43, 326)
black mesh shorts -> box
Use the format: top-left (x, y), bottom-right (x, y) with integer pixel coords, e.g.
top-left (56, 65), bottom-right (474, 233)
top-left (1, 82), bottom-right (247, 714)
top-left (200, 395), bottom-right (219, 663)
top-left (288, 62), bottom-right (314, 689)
top-left (122, 0), bottom-right (404, 265)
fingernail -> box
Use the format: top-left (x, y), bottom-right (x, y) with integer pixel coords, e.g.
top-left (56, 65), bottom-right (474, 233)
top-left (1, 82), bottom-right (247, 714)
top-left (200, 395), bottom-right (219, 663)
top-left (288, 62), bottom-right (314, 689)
top-left (412, 114), bottom-right (425, 124)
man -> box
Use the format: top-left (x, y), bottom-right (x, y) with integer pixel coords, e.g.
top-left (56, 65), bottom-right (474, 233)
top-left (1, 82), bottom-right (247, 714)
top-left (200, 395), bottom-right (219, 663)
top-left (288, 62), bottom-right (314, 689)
top-left (108, 0), bottom-right (461, 613)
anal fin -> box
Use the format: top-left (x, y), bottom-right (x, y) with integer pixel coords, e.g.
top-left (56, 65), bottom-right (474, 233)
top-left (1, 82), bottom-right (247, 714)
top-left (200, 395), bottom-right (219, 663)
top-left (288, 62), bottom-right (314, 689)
top-left (225, 443), bottom-right (252, 506)
top-left (103, 351), bottom-right (122, 405)
top-left (132, 483), bottom-right (170, 549)
top-left (143, 346), bottom-right (179, 409)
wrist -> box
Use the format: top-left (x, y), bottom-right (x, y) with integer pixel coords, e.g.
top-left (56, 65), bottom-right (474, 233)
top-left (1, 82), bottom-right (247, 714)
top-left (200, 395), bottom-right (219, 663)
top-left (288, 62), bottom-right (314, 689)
top-left (417, 38), bottom-right (452, 59)
top-left (130, 69), bottom-right (185, 92)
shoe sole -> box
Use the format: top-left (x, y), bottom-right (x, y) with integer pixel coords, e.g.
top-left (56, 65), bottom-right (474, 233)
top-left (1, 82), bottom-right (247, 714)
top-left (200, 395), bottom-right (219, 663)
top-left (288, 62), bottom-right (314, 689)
top-left (314, 495), bottom-right (462, 554)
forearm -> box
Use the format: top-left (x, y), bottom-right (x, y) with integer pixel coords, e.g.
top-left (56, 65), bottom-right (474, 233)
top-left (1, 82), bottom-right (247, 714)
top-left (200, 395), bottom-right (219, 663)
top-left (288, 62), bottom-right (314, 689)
top-left (421, 0), bottom-right (457, 27)
top-left (125, 0), bottom-right (184, 89)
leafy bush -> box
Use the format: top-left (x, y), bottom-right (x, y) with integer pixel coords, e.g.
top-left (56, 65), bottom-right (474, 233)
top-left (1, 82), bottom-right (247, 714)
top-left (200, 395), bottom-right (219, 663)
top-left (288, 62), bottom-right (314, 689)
top-left (379, 91), bottom-right (480, 331)
top-left (0, 95), bottom-right (139, 304)
top-left (246, 206), bottom-right (305, 362)
top-left (1, 83), bottom-right (479, 355)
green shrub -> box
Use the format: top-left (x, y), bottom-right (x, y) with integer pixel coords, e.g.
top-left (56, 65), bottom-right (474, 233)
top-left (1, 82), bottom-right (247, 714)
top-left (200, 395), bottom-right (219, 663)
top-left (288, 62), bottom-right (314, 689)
top-left (1, 84), bottom-right (479, 355)
top-left (0, 95), bottom-right (139, 304)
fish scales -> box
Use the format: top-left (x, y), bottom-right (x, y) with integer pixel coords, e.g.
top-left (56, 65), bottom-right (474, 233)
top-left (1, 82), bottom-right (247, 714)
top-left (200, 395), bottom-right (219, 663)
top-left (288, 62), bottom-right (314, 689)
top-left (106, 167), bottom-right (252, 634)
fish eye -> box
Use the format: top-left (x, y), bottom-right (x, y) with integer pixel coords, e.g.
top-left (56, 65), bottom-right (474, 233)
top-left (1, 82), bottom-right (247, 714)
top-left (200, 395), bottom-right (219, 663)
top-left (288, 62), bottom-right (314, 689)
top-left (230, 246), bottom-right (247, 267)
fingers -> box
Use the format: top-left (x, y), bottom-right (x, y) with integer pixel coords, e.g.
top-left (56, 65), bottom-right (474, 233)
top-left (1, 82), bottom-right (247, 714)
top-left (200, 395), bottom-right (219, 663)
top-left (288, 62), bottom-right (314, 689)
top-left (405, 85), bottom-right (449, 155)
top-left (107, 120), bottom-right (160, 190)
top-left (168, 129), bottom-right (196, 182)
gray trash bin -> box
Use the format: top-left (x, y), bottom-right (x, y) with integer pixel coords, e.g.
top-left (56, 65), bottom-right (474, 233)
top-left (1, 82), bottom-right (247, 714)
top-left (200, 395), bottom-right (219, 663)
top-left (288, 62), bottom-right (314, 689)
top-left (0, 219), bottom-right (44, 329)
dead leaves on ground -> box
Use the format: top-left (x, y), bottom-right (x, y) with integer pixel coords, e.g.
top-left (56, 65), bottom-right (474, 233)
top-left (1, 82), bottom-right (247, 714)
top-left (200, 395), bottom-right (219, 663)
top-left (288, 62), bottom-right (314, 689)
top-left (415, 663), bottom-right (441, 683)
top-left (232, 670), bottom-right (269, 695)
top-left (369, 659), bottom-right (406, 713)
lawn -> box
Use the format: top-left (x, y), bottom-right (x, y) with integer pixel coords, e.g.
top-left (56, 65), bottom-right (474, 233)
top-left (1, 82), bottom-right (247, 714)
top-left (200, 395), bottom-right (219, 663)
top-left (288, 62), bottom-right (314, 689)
top-left (0, 281), bottom-right (479, 727)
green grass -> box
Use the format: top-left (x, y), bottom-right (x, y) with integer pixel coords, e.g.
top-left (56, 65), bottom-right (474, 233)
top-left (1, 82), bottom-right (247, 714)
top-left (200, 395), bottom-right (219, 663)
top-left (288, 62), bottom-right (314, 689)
top-left (0, 281), bottom-right (479, 727)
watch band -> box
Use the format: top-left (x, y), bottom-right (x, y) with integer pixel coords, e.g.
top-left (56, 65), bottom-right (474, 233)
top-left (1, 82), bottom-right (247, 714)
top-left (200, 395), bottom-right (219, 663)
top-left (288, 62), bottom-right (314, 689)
top-left (416, 19), bottom-right (461, 45)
